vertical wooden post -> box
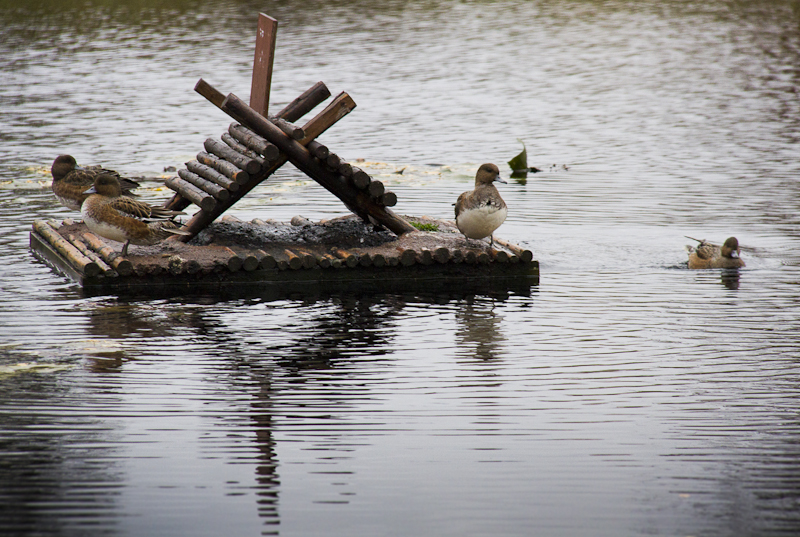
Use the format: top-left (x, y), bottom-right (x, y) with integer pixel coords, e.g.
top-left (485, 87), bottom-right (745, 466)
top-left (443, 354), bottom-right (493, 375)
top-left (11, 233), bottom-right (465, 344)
top-left (250, 13), bottom-right (278, 117)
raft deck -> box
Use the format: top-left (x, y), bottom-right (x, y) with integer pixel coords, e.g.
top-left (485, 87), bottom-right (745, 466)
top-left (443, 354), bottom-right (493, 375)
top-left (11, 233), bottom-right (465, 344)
top-left (30, 215), bottom-right (538, 296)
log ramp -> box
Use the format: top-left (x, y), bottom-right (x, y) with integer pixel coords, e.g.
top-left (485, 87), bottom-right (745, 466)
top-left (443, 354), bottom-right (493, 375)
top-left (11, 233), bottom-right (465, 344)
top-left (30, 80), bottom-right (538, 296)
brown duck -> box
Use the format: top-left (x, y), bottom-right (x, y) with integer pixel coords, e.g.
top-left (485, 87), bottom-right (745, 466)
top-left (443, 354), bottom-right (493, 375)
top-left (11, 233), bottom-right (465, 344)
top-left (81, 174), bottom-right (189, 256)
top-left (455, 163), bottom-right (507, 247)
top-left (51, 154), bottom-right (140, 211)
top-left (686, 236), bottom-right (745, 269)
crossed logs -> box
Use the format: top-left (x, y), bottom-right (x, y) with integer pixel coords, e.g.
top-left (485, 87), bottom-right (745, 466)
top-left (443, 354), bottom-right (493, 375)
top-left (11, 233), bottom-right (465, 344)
top-left (163, 80), bottom-right (415, 241)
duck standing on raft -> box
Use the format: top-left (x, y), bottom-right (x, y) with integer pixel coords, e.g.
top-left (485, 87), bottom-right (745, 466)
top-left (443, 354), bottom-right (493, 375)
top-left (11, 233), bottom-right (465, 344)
top-left (51, 154), bottom-right (140, 211)
top-left (685, 236), bottom-right (745, 269)
top-left (82, 174), bottom-right (190, 256)
top-left (455, 163), bottom-right (507, 247)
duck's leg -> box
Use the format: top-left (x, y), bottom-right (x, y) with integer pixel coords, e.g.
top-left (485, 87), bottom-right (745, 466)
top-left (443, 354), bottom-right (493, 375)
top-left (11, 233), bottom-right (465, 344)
top-left (121, 240), bottom-right (130, 256)
top-left (489, 234), bottom-right (494, 248)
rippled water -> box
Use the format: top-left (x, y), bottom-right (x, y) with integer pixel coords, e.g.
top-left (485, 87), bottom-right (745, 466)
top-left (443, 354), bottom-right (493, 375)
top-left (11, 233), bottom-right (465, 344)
top-left (1, 0), bottom-right (800, 535)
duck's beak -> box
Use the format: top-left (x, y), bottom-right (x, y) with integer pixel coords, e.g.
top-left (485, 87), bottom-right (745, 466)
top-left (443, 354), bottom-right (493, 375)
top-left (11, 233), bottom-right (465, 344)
top-left (84, 185), bottom-right (97, 194)
top-left (495, 175), bottom-right (507, 184)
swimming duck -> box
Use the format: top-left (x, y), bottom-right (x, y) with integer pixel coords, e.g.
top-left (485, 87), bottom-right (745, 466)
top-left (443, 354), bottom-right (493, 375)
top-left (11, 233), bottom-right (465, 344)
top-left (455, 163), bottom-right (507, 246)
top-left (685, 236), bottom-right (745, 269)
top-left (51, 154), bottom-right (140, 211)
top-left (82, 174), bottom-right (189, 256)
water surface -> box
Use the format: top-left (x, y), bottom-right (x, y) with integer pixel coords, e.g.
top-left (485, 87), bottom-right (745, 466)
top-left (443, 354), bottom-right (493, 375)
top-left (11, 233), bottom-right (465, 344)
top-left (1, 1), bottom-right (799, 536)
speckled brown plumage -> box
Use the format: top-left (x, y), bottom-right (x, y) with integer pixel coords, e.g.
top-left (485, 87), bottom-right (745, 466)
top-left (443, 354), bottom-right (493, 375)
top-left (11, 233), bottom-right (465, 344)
top-left (51, 155), bottom-right (140, 211)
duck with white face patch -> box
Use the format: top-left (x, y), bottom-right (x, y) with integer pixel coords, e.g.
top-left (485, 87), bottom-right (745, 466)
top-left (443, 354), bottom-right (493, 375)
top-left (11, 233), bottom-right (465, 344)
top-left (455, 163), bottom-right (507, 247)
top-left (686, 236), bottom-right (745, 269)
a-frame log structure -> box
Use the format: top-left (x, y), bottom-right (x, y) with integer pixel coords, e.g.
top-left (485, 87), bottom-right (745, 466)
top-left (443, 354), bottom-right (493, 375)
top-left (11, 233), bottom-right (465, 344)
top-left (29, 13), bottom-right (538, 295)
top-left (161, 12), bottom-right (414, 240)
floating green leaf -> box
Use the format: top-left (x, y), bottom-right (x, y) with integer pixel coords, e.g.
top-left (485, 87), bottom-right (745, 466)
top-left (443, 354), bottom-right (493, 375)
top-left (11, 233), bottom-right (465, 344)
top-left (508, 139), bottom-right (528, 172)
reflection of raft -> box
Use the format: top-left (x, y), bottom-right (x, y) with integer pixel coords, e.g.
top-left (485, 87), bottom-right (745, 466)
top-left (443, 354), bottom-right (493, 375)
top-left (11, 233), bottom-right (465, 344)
top-left (30, 216), bottom-right (538, 296)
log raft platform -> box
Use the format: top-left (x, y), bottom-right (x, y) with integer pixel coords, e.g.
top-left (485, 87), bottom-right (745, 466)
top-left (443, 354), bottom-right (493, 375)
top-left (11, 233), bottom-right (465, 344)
top-left (29, 12), bottom-right (538, 296)
top-left (30, 216), bottom-right (538, 296)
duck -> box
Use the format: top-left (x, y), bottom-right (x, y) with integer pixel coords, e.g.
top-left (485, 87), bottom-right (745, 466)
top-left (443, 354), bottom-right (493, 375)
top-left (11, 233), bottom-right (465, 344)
top-left (51, 154), bottom-right (140, 211)
top-left (455, 163), bottom-right (507, 247)
top-left (82, 174), bottom-right (189, 256)
top-left (685, 236), bottom-right (745, 269)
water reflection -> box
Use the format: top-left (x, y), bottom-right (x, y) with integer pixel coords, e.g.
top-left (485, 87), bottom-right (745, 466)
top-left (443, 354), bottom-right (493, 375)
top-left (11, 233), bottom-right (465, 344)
top-left (455, 296), bottom-right (506, 362)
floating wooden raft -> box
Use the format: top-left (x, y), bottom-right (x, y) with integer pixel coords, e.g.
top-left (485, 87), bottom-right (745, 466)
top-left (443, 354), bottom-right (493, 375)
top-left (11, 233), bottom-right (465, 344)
top-left (30, 216), bottom-right (538, 296)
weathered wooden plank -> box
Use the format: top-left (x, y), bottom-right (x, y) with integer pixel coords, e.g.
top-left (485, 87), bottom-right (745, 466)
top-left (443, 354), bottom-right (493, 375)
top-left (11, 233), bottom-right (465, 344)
top-left (250, 13), bottom-right (278, 117)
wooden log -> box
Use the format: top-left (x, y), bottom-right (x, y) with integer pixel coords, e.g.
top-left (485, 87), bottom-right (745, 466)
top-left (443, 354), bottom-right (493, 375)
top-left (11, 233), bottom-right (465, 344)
top-left (397, 248), bottom-right (416, 266)
top-left (307, 141), bottom-right (329, 160)
top-left (477, 252), bottom-right (491, 264)
top-left (333, 248), bottom-right (359, 268)
top-left (221, 133), bottom-right (269, 167)
top-left (218, 92), bottom-right (415, 236)
top-left (250, 13), bottom-right (278, 117)
top-left (256, 249), bottom-right (277, 269)
top-left (358, 253), bottom-right (373, 267)
top-left (433, 247), bottom-right (450, 264)
top-left (33, 221), bottom-right (100, 277)
top-left (338, 161), bottom-right (353, 177)
top-left (178, 169), bottom-right (230, 201)
top-left (368, 180), bottom-right (385, 198)
top-left (419, 248), bottom-right (434, 265)
top-left (278, 81), bottom-right (331, 123)
top-left (464, 250), bottom-right (477, 264)
top-left (195, 78), bottom-right (225, 108)
top-left (491, 248), bottom-right (510, 263)
top-left (68, 234), bottom-right (115, 276)
top-left (451, 249), bottom-right (465, 264)
top-left (179, 84), bottom-right (358, 241)
top-left (228, 124), bottom-right (280, 160)
top-left (317, 255), bottom-right (331, 269)
top-left (186, 259), bottom-right (202, 274)
top-left (204, 138), bottom-right (261, 174)
top-left (372, 253), bottom-right (386, 267)
top-left (319, 253), bottom-right (339, 268)
top-left (227, 246), bottom-right (259, 271)
top-left (81, 232), bottom-right (134, 276)
top-left (269, 116), bottom-right (304, 140)
top-left (220, 214), bottom-right (242, 223)
top-left (493, 237), bottom-right (534, 263)
top-left (197, 152), bottom-right (250, 184)
top-left (380, 191), bottom-right (398, 207)
top-left (283, 249), bottom-right (303, 270)
top-left (351, 167), bottom-right (371, 189)
top-left (301, 91), bottom-right (357, 139)
top-left (289, 246), bottom-right (317, 269)
top-left (385, 255), bottom-right (400, 266)
top-left (222, 247), bottom-right (243, 272)
top-left (186, 161), bottom-right (239, 192)
top-left (325, 153), bottom-right (341, 170)
top-left (165, 177), bottom-right (216, 211)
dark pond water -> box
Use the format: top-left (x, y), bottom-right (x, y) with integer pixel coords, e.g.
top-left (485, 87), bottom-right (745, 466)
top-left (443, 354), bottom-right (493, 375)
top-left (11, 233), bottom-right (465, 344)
top-left (1, 0), bottom-right (800, 535)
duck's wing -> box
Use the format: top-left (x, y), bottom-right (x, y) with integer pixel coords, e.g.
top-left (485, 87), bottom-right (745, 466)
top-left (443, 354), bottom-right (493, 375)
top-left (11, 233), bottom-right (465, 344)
top-left (455, 192), bottom-right (469, 218)
top-left (106, 197), bottom-right (183, 220)
top-left (694, 242), bottom-right (719, 260)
